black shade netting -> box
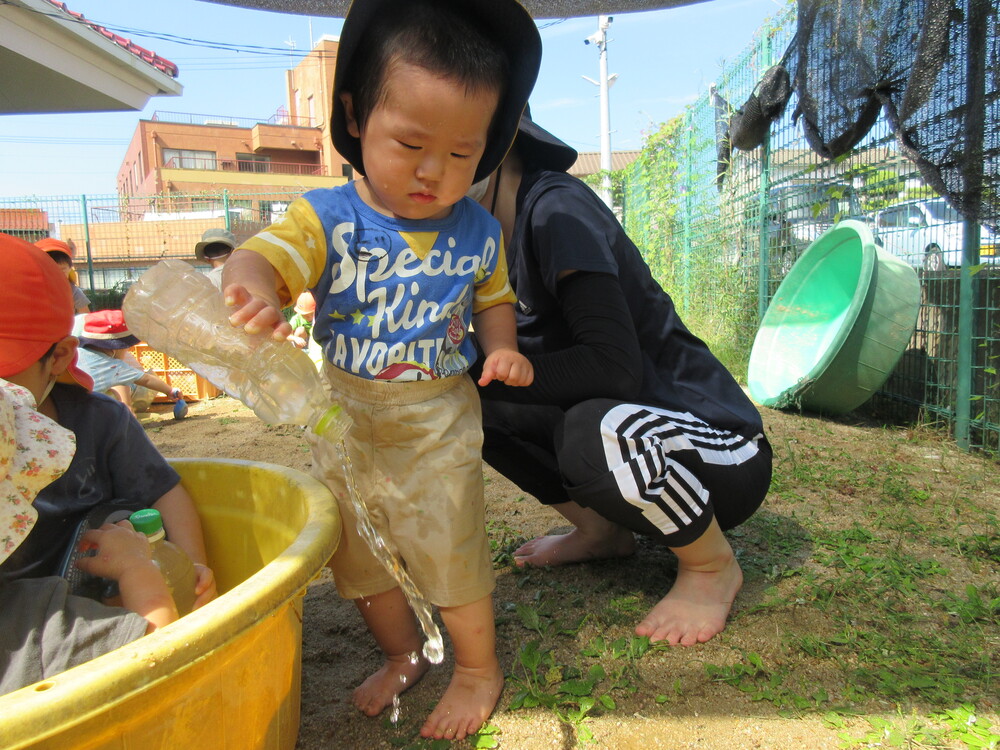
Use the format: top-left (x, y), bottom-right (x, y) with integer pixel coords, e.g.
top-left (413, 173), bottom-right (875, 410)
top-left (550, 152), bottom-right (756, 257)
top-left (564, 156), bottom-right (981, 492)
top-left (794, 0), bottom-right (998, 231)
top-left (889, 0), bottom-right (999, 231)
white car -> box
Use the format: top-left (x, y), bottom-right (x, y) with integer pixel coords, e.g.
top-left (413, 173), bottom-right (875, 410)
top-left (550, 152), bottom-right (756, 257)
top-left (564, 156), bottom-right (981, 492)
top-left (765, 182), bottom-right (865, 274)
top-left (873, 198), bottom-right (999, 271)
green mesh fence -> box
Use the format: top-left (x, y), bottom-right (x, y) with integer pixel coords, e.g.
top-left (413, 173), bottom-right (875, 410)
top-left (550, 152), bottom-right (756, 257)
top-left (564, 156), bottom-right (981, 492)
top-left (0, 190), bottom-right (301, 307)
top-left (622, 2), bottom-right (1000, 456)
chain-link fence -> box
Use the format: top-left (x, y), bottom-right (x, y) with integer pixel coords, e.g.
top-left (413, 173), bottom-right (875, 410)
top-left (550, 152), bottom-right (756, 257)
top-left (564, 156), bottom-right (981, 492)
top-left (623, 0), bottom-right (999, 456)
top-left (0, 190), bottom-right (301, 307)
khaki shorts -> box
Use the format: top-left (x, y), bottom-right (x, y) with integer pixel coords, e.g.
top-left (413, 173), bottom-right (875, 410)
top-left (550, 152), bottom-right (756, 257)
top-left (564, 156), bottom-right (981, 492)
top-left (314, 364), bottom-right (494, 607)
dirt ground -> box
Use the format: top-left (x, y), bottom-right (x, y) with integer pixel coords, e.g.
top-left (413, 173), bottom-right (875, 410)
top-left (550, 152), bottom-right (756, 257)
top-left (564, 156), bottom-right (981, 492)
top-left (141, 394), bottom-right (999, 750)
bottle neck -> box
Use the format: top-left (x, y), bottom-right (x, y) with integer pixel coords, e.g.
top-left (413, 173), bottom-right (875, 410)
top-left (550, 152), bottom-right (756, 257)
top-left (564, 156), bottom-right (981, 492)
top-left (145, 528), bottom-right (166, 544)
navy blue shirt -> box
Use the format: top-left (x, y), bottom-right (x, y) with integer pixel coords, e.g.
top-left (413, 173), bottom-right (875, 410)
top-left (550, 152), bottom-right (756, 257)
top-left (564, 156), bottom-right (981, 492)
top-left (493, 169), bottom-right (763, 437)
top-left (0, 384), bottom-right (180, 581)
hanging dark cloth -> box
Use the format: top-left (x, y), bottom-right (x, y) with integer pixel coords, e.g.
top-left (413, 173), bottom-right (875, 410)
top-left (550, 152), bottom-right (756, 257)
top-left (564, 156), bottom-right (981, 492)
top-left (729, 42), bottom-right (795, 151)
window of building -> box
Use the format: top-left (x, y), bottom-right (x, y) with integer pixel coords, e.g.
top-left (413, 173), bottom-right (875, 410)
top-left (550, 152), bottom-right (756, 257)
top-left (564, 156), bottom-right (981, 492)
top-left (308, 95), bottom-right (315, 127)
top-left (162, 148), bottom-right (216, 170)
top-left (237, 153), bottom-right (271, 173)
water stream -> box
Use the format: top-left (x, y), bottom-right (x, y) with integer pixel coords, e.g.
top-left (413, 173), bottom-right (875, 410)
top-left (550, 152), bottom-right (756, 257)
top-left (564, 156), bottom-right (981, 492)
top-left (309, 431), bottom-right (444, 664)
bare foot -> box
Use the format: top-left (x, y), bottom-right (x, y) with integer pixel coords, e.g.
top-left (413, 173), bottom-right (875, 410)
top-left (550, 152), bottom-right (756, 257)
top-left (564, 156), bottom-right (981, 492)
top-left (353, 651), bottom-right (430, 717)
top-left (420, 661), bottom-right (504, 741)
top-left (513, 527), bottom-right (636, 567)
top-left (635, 553), bottom-right (743, 646)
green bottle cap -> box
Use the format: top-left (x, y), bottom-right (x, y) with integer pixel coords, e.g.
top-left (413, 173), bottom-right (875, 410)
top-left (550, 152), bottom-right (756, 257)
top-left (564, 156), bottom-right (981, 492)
top-left (129, 508), bottom-right (164, 536)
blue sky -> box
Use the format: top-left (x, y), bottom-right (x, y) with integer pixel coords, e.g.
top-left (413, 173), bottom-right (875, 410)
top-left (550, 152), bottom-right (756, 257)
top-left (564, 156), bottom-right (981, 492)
top-left (0, 0), bottom-right (786, 197)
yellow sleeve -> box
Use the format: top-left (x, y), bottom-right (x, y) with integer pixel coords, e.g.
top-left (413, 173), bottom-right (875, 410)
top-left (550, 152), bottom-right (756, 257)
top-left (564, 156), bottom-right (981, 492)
top-left (472, 235), bottom-right (518, 314)
top-left (238, 197), bottom-right (327, 302)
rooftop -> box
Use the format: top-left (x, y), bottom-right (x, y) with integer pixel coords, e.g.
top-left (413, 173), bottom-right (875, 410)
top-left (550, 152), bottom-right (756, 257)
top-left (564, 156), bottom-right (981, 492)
top-left (43, 0), bottom-right (178, 78)
top-left (568, 150), bottom-right (643, 177)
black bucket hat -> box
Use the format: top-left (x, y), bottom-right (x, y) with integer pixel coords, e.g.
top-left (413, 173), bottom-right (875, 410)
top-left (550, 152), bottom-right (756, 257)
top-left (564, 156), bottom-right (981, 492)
top-left (331, 0), bottom-right (541, 183)
top-left (515, 107), bottom-right (578, 172)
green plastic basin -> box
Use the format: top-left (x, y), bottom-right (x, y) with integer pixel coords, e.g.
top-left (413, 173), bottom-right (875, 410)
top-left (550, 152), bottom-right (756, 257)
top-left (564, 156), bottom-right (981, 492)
top-left (748, 219), bottom-right (920, 414)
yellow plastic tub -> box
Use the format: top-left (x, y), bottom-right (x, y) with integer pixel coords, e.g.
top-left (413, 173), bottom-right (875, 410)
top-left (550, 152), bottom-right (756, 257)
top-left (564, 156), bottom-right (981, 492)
top-left (0, 458), bottom-right (339, 750)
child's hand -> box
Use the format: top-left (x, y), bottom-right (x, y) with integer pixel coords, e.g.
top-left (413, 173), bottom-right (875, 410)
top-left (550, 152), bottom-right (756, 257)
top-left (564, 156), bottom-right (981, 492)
top-left (287, 326), bottom-right (308, 348)
top-left (75, 521), bottom-right (154, 581)
top-left (478, 349), bottom-right (534, 387)
top-left (223, 283), bottom-right (293, 341)
top-left (192, 564), bottom-right (217, 609)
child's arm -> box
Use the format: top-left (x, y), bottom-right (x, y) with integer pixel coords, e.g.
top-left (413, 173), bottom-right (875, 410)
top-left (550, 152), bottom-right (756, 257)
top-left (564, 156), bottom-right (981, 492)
top-left (152, 484), bottom-right (217, 608)
top-left (134, 371), bottom-right (183, 400)
top-left (473, 303), bottom-right (534, 387)
top-left (111, 351), bottom-right (182, 401)
top-left (288, 325), bottom-right (309, 349)
top-left (75, 522), bottom-right (178, 633)
top-left (222, 250), bottom-right (293, 340)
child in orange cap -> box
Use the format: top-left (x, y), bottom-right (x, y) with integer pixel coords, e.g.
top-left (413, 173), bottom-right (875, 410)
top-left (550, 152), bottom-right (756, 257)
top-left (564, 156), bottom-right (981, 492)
top-left (0, 233), bottom-right (215, 606)
top-left (35, 237), bottom-right (91, 314)
top-left (287, 291), bottom-right (315, 349)
top-left (0, 377), bottom-right (180, 696)
top-left (287, 292), bottom-right (323, 369)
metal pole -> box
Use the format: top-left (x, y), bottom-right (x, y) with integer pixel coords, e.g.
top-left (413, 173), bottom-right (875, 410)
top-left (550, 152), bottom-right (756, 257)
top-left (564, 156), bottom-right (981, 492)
top-left (223, 189), bottom-right (231, 232)
top-left (598, 15), bottom-right (612, 208)
top-left (954, 0), bottom-right (987, 450)
top-left (583, 16), bottom-right (614, 209)
top-left (80, 194), bottom-right (95, 290)
top-left (756, 31), bottom-right (774, 323)
top-left (682, 111), bottom-right (693, 311)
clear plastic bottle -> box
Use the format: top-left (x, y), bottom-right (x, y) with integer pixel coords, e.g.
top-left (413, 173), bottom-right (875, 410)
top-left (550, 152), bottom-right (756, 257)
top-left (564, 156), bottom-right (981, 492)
top-left (122, 259), bottom-right (350, 441)
top-left (128, 508), bottom-right (197, 616)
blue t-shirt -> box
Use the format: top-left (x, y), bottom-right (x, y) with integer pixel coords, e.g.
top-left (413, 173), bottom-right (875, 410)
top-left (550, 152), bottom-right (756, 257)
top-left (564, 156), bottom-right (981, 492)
top-left (241, 182), bottom-right (516, 381)
top-left (0, 384), bottom-right (180, 581)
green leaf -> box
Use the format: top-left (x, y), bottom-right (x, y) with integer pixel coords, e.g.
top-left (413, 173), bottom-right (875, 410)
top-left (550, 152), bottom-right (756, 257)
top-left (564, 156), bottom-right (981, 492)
top-left (588, 664), bottom-right (607, 682)
top-left (518, 640), bottom-right (543, 673)
top-left (516, 603), bottom-right (542, 632)
top-left (471, 724), bottom-right (501, 749)
top-left (559, 678), bottom-right (595, 697)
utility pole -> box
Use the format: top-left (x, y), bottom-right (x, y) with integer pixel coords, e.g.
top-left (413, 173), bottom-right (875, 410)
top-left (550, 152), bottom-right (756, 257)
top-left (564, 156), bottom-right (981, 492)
top-left (583, 15), bottom-right (615, 208)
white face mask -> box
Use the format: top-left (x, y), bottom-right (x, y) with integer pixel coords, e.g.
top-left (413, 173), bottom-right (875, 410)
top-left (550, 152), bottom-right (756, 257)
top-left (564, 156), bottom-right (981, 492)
top-left (38, 376), bottom-right (56, 405)
top-left (466, 177), bottom-right (490, 204)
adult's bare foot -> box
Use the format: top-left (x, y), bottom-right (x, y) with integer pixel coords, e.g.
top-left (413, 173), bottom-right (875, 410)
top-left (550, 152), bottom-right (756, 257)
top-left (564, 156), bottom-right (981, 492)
top-left (353, 651), bottom-right (430, 717)
top-left (420, 661), bottom-right (504, 741)
top-left (513, 525), bottom-right (636, 567)
top-left (634, 553), bottom-right (743, 646)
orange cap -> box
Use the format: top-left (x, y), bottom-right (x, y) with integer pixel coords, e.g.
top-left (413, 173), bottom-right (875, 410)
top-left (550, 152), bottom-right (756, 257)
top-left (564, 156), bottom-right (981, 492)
top-left (0, 233), bottom-right (93, 390)
top-left (294, 291), bottom-right (316, 315)
top-left (34, 237), bottom-right (75, 260)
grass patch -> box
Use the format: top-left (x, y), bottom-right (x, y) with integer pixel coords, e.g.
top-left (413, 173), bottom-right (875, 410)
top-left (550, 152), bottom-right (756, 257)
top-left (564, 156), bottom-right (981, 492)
top-left (492, 413), bottom-right (999, 746)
